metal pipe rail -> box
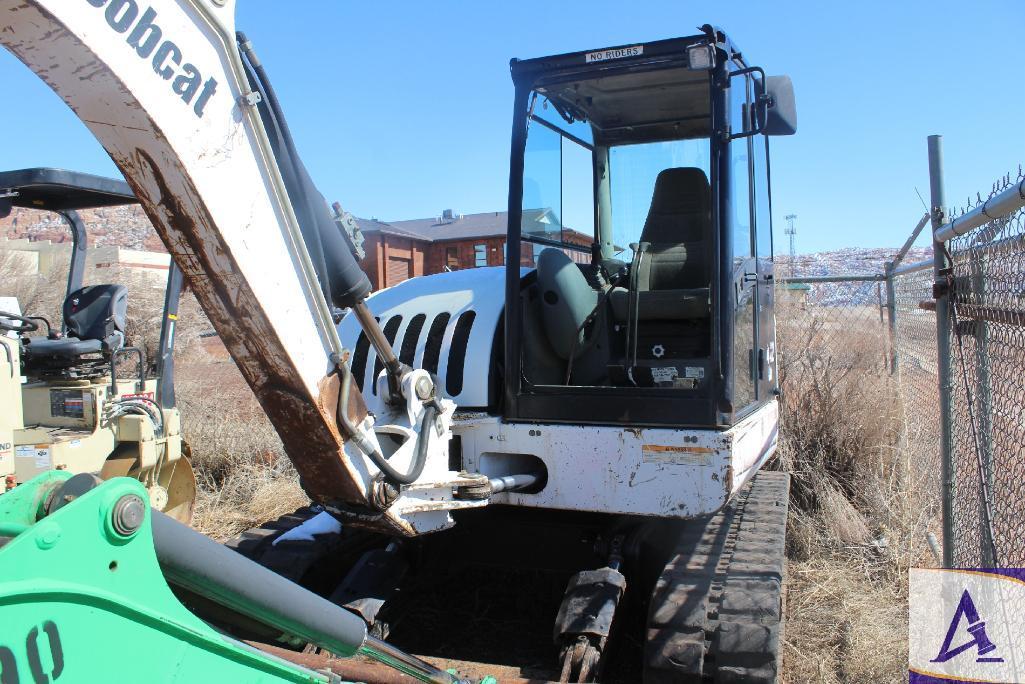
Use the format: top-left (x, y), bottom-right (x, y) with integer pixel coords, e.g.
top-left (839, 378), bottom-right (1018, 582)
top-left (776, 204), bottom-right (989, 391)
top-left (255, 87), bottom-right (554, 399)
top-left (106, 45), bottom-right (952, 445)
top-left (780, 274), bottom-right (885, 284)
top-left (891, 258), bottom-right (932, 277)
top-left (935, 177), bottom-right (1025, 243)
top-left (893, 213), bottom-right (931, 266)
top-left (928, 134), bottom-right (956, 569)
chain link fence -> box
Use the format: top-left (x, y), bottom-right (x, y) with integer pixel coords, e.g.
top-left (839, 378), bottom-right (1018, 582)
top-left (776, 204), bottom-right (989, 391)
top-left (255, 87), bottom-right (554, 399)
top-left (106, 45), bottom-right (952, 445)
top-left (775, 274), bottom-right (903, 537)
top-left (774, 152), bottom-right (1025, 574)
top-left (889, 265), bottom-right (944, 562)
top-left (943, 168), bottom-right (1025, 567)
top-left (779, 151), bottom-right (1025, 569)
top-left (776, 276), bottom-right (891, 373)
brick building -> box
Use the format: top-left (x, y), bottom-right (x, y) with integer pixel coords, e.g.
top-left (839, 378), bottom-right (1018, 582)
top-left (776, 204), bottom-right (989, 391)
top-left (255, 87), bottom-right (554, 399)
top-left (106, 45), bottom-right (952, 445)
top-left (356, 209), bottom-right (592, 290)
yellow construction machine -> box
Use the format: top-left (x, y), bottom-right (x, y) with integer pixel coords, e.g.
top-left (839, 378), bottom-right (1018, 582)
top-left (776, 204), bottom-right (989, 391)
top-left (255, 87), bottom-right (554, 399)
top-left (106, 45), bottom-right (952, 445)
top-left (0, 168), bottom-right (195, 522)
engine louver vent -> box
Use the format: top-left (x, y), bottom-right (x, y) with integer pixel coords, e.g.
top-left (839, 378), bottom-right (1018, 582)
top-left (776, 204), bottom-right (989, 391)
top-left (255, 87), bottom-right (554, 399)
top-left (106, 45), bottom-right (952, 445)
top-left (423, 312), bottom-right (451, 375)
top-left (350, 330), bottom-right (371, 392)
top-left (371, 315), bottom-right (403, 395)
top-left (399, 313), bottom-right (427, 366)
top-left (446, 311), bottom-right (476, 397)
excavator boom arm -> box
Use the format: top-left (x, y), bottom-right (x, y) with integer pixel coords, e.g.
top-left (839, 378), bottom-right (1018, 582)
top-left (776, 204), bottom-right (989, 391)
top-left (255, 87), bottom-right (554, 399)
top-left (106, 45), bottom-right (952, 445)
top-left (0, 0), bottom-right (371, 505)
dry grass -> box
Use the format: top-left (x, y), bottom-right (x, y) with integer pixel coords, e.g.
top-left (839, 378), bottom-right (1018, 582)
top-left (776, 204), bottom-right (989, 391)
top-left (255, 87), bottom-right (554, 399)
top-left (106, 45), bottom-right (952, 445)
top-left (175, 353), bottom-right (309, 542)
top-left (0, 248), bottom-right (68, 324)
top-left (775, 303), bottom-right (941, 683)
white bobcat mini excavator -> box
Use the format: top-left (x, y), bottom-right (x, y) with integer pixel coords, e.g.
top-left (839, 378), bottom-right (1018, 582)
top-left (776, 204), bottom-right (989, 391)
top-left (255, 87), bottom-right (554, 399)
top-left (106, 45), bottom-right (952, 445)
top-left (1, 2), bottom-right (794, 682)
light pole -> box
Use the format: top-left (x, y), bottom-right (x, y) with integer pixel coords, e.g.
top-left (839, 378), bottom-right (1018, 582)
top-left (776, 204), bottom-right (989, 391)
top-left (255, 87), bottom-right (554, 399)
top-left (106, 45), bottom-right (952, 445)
top-left (784, 214), bottom-right (797, 276)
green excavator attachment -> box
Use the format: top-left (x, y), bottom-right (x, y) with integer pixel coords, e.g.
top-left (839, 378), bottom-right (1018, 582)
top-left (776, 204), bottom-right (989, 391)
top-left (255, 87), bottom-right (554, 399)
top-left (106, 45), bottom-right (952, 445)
top-left (0, 472), bottom-right (468, 684)
top-left (0, 472), bottom-right (332, 683)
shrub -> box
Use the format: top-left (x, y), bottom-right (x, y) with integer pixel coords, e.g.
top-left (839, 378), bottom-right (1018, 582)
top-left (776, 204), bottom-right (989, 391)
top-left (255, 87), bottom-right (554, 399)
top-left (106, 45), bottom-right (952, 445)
top-left (775, 299), bottom-right (940, 683)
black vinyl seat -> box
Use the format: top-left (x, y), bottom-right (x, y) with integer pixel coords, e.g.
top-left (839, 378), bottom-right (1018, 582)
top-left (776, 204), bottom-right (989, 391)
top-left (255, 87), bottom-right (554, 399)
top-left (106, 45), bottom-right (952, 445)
top-left (22, 284), bottom-right (128, 363)
top-left (609, 167), bottom-right (712, 322)
top-left (24, 336), bottom-right (104, 356)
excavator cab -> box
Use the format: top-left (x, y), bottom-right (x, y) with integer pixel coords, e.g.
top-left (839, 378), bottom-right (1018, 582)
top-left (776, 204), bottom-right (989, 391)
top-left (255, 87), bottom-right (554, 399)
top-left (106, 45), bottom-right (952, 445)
top-left (0, 168), bottom-right (195, 523)
top-left (504, 26), bottom-right (796, 429)
top-left (338, 27), bottom-right (796, 527)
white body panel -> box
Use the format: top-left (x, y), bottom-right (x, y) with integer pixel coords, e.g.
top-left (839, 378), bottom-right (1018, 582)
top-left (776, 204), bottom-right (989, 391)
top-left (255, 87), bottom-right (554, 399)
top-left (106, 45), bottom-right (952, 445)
top-left (456, 400), bottom-right (778, 518)
top-left (0, 336), bottom-right (21, 480)
top-left (341, 267), bottom-right (779, 519)
top-left (338, 267), bottom-right (519, 411)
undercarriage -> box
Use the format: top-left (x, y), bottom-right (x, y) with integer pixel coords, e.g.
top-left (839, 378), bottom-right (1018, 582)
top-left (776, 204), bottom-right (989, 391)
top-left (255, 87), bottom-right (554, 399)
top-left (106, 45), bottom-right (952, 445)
top-left (227, 472), bottom-right (790, 682)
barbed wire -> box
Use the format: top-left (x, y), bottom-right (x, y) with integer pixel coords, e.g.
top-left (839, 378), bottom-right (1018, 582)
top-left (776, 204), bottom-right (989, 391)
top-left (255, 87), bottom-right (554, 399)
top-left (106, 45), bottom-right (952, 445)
top-left (951, 166), bottom-right (1025, 218)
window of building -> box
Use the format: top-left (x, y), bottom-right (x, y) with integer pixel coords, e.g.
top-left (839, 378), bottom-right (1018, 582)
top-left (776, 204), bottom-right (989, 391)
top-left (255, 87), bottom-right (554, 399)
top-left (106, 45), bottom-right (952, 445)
top-left (474, 244), bottom-right (487, 267)
top-left (446, 247), bottom-right (459, 270)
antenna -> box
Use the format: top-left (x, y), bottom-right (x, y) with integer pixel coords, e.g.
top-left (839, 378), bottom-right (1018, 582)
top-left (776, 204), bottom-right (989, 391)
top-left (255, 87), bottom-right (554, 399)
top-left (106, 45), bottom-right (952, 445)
top-left (784, 214), bottom-right (797, 274)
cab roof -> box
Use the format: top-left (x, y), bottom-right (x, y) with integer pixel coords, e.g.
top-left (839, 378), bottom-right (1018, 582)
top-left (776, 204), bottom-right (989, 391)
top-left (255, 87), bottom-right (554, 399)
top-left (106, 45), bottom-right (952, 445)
top-left (509, 27), bottom-right (741, 84)
top-left (510, 28), bottom-right (743, 145)
top-left (0, 167), bottom-right (136, 212)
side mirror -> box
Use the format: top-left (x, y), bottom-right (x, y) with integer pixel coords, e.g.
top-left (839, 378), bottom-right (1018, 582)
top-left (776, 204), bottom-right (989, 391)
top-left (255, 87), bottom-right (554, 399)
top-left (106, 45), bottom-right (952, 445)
top-left (757, 75), bottom-right (797, 136)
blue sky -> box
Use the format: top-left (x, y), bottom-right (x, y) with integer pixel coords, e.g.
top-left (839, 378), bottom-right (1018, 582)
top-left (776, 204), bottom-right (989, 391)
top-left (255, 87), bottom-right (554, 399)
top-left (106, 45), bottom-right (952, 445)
top-left (1, 1), bottom-right (1023, 253)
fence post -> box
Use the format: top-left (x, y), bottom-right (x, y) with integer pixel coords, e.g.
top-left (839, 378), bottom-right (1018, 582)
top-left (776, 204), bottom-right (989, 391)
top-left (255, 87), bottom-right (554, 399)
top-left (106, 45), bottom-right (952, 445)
top-left (929, 134), bottom-right (955, 568)
top-left (885, 261), bottom-right (898, 374)
top-left (970, 258), bottom-right (995, 566)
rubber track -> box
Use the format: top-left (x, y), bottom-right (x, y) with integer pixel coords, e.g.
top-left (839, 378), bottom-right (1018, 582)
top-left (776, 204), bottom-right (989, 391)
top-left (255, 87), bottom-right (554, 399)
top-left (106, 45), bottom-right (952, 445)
top-left (224, 506), bottom-right (349, 584)
top-left (644, 471), bottom-right (790, 683)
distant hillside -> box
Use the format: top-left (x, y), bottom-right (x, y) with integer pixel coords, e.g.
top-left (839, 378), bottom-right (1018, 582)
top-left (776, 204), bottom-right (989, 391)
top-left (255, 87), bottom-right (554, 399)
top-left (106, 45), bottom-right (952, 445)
top-left (778, 246), bottom-right (932, 279)
top-left (2, 204), bottom-right (930, 285)
top-left (778, 247), bottom-right (933, 307)
top-left (0, 205), bottom-right (165, 252)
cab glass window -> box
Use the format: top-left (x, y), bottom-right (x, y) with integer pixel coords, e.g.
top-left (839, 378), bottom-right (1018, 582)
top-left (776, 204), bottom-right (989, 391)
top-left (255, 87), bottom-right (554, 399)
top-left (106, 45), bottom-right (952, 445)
top-left (521, 96), bottom-right (595, 252)
top-left (607, 139), bottom-right (710, 257)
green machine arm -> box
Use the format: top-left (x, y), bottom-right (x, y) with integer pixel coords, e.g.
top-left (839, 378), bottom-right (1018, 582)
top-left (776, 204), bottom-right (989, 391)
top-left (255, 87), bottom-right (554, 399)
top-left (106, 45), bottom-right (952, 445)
top-left (0, 473), bottom-right (463, 684)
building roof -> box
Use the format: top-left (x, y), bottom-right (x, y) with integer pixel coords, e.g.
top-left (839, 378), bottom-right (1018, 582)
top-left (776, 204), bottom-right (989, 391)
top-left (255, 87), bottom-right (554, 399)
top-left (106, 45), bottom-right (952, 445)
top-left (361, 210), bottom-right (510, 242)
top-left (358, 209), bottom-right (591, 244)
top-left (354, 217), bottom-right (427, 240)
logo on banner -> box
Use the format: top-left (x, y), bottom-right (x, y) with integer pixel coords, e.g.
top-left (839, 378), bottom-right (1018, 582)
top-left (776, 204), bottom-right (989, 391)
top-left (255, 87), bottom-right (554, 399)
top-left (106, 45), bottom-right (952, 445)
top-left (930, 589), bottom-right (1003, 664)
top-left (909, 568), bottom-right (1025, 683)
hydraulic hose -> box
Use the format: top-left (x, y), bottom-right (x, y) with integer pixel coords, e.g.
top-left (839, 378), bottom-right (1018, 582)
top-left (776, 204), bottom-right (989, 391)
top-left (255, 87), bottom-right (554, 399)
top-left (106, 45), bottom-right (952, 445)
top-left (236, 33), bottom-right (371, 309)
top-left (236, 33), bottom-right (331, 305)
top-left (237, 33), bottom-right (431, 487)
top-left (375, 400), bottom-right (436, 485)
top-left (335, 361), bottom-right (437, 486)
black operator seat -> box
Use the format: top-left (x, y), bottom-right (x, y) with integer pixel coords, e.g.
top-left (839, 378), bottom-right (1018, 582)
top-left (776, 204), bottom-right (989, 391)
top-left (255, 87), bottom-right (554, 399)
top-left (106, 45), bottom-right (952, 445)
top-left (609, 167), bottom-right (712, 321)
top-left (22, 285), bottom-right (128, 360)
